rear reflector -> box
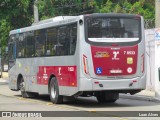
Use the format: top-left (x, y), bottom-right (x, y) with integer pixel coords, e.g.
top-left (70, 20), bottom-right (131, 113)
top-left (94, 82), bottom-right (99, 84)
top-left (132, 80), bottom-right (137, 83)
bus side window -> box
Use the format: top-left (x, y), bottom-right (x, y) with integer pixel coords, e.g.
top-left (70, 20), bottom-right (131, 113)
top-left (70, 23), bottom-right (77, 55)
top-left (56, 26), bottom-right (69, 56)
top-left (35, 30), bottom-right (46, 57)
top-left (46, 23), bottom-right (77, 56)
top-left (46, 27), bottom-right (57, 56)
top-left (63, 26), bottom-right (70, 55)
top-left (26, 31), bottom-right (35, 57)
top-left (8, 35), bottom-right (16, 70)
top-left (17, 33), bottom-right (25, 58)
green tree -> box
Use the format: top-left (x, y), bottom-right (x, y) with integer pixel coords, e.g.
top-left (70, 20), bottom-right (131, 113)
top-left (38, 0), bottom-right (96, 20)
top-left (98, 0), bottom-right (154, 20)
top-left (0, 0), bottom-right (34, 64)
top-left (0, 0), bottom-right (34, 28)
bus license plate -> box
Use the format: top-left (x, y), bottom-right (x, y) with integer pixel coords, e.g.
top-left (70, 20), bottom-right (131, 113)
top-left (110, 69), bottom-right (122, 74)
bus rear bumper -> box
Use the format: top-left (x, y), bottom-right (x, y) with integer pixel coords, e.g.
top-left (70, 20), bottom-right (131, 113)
top-left (79, 74), bottom-right (146, 92)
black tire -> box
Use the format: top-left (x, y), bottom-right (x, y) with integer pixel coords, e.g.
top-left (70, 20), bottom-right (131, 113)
top-left (96, 92), bottom-right (106, 103)
top-left (49, 77), bottom-right (63, 104)
top-left (96, 92), bottom-right (118, 103)
top-left (106, 99), bottom-right (117, 103)
top-left (19, 77), bottom-right (38, 98)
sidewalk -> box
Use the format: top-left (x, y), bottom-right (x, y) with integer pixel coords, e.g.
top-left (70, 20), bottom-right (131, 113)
top-left (0, 72), bottom-right (8, 85)
top-left (120, 90), bottom-right (160, 102)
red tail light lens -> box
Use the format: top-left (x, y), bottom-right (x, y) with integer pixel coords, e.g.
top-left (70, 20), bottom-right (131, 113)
top-left (83, 55), bottom-right (89, 74)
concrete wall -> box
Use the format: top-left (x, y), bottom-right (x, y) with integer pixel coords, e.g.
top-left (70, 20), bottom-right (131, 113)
top-left (145, 28), bottom-right (160, 97)
top-left (145, 29), bottom-right (155, 91)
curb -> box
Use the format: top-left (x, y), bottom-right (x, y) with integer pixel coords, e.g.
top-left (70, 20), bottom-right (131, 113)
top-left (120, 94), bottom-right (160, 102)
top-left (0, 79), bottom-right (8, 85)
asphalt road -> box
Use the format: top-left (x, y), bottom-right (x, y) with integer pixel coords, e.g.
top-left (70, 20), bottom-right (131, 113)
top-left (0, 84), bottom-right (160, 120)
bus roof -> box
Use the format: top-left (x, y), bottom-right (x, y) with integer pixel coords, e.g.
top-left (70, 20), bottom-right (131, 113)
top-left (9, 13), bottom-right (142, 35)
top-left (9, 16), bottom-right (80, 35)
top-left (32, 16), bottom-right (77, 26)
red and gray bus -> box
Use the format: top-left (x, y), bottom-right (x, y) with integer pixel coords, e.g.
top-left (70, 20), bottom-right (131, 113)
top-left (8, 13), bottom-right (146, 104)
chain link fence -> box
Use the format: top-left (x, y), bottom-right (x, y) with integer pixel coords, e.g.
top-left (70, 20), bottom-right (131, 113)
top-left (144, 19), bottom-right (155, 29)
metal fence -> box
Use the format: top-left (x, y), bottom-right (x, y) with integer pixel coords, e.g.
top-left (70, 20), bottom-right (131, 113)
top-left (144, 19), bottom-right (155, 29)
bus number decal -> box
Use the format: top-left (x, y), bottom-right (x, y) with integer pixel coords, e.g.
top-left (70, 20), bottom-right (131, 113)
top-left (124, 51), bottom-right (135, 55)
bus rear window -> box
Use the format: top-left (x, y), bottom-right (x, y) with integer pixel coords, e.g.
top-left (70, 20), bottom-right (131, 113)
top-left (87, 17), bottom-right (140, 40)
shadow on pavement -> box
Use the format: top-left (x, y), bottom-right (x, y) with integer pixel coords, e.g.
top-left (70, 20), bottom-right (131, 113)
top-left (14, 94), bottom-right (160, 109)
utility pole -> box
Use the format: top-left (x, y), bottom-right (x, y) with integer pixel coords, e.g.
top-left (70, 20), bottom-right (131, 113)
top-left (155, 0), bottom-right (160, 28)
top-left (34, 0), bottom-right (39, 23)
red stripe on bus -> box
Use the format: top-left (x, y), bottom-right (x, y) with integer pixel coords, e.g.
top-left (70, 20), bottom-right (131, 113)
top-left (37, 66), bottom-right (77, 87)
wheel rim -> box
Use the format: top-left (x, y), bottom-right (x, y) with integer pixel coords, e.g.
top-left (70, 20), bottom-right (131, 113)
top-left (51, 81), bottom-right (56, 99)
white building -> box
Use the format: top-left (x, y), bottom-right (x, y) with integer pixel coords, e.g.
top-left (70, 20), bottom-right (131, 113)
top-left (145, 28), bottom-right (160, 99)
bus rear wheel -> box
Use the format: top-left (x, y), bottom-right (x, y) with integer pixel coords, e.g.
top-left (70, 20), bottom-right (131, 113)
top-left (96, 92), bottom-right (119, 103)
top-left (49, 77), bottom-right (63, 104)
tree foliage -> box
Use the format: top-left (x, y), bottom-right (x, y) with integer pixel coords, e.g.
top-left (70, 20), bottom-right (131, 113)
top-left (98, 0), bottom-right (154, 19)
top-left (0, 0), bottom-right (34, 55)
top-left (0, 0), bottom-right (34, 28)
top-left (38, 0), bottom-right (96, 20)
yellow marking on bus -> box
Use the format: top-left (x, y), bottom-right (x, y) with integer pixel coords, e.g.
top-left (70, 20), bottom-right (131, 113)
top-left (127, 57), bottom-right (133, 64)
top-left (18, 62), bottom-right (22, 68)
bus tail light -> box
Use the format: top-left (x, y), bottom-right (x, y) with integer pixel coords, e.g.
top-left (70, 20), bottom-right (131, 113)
top-left (141, 54), bottom-right (145, 73)
top-left (83, 55), bottom-right (89, 74)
